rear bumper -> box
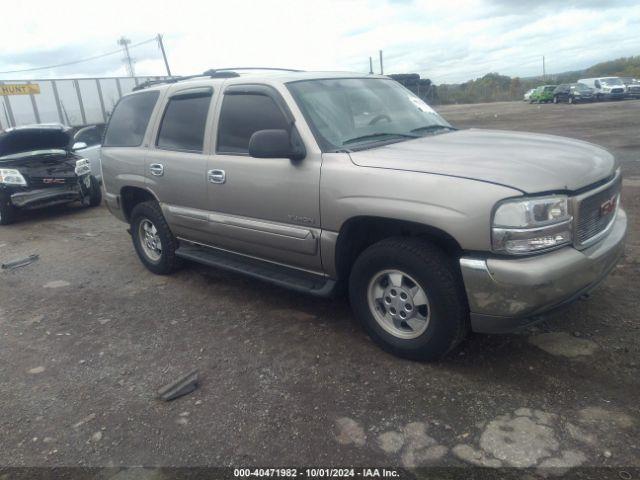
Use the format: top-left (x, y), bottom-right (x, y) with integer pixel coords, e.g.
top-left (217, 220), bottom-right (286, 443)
top-left (460, 208), bottom-right (627, 333)
top-left (9, 186), bottom-right (82, 209)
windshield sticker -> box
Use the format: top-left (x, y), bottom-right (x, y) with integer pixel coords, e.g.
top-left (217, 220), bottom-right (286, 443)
top-left (408, 95), bottom-right (436, 114)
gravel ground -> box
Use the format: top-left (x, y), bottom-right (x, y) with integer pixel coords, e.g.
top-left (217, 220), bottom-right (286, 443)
top-left (0, 99), bottom-right (638, 473)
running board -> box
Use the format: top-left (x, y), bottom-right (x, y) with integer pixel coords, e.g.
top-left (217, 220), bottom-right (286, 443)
top-left (175, 244), bottom-right (336, 297)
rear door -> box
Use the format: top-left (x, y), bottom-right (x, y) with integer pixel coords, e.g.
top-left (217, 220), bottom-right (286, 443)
top-left (145, 86), bottom-right (215, 241)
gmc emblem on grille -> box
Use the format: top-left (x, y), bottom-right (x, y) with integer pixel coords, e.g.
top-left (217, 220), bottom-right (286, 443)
top-left (42, 178), bottom-right (66, 184)
top-left (600, 195), bottom-right (617, 216)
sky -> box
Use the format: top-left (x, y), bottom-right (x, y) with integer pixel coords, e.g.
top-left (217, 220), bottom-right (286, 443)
top-left (1, 0), bottom-right (639, 84)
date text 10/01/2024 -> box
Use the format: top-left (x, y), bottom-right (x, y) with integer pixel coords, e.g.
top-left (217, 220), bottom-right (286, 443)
top-left (233, 468), bottom-right (400, 478)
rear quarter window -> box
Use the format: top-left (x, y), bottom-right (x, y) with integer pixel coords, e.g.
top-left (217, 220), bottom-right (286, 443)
top-left (103, 91), bottom-right (159, 147)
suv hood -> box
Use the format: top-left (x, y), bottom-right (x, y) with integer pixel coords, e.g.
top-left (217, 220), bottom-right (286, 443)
top-left (0, 124), bottom-right (72, 158)
top-left (349, 129), bottom-right (615, 193)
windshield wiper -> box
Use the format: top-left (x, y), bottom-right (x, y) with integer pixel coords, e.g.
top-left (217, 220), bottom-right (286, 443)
top-left (343, 132), bottom-right (418, 145)
top-left (410, 125), bottom-right (457, 134)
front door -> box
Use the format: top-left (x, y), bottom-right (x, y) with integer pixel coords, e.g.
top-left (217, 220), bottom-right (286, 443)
top-left (205, 85), bottom-right (322, 272)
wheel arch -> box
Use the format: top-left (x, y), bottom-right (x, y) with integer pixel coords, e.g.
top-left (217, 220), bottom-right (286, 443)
top-left (333, 216), bottom-right (463, 285)
top-left (120, 186), bottom-right (160, 223)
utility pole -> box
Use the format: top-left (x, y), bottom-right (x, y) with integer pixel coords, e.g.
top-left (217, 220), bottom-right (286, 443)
top-left (157, 34), bottom-right (172, 77)
top-left (118, 37), bottom-right (135, 77)
top-left (542, 55), bottom-right (546, 81)
top-left (369, 56), bottom-right (373, 75)
top-left (379, 50), bottom-right (384, 75)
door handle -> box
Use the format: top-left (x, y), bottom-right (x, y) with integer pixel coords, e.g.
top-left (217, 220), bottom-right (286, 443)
top-left (149, 163), bottom-right (164, 176)
top-left (208, 169), bottom-right (226, 184)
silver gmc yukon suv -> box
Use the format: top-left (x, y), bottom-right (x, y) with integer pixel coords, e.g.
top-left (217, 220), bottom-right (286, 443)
top-left (101, 69), bottom-right (627, 360)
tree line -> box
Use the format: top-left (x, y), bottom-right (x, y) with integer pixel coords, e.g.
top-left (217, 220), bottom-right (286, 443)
top-left (390, 55), bottom-right (640, 105)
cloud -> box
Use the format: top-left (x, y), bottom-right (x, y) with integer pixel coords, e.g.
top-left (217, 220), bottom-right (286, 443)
top-left (0, 0), bottom-right (639, 83)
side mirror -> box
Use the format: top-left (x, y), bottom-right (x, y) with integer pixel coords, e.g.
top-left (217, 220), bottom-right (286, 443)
top-left (248, 129), bottom-right (305, 161)
top-left (72, 141), bottom-right (88, 151)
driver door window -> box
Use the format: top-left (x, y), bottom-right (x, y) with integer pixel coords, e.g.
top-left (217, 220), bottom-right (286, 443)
top-left (217, 94), bottom-right (289, 154)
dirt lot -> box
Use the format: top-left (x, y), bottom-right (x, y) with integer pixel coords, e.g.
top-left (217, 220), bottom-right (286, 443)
top-left (1, 100), bottom-right (638, 473)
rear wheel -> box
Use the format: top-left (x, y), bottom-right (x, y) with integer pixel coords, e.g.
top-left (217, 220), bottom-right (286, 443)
top-left (130, 201), bottom-right (182, 275)
top-left (349, 238), bottom-right (469, 360)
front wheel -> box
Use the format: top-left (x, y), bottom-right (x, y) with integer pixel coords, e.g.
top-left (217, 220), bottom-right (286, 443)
top-left (130, 201), bottom-right (182, 275)
top-left (0, 198), bottom-right (17, 225)
top-left (349, 238), bottom-right (469, 361)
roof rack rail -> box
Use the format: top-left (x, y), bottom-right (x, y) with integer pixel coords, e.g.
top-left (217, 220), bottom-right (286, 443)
top-left (132, 67), bottom-right (304, 91)
top-left (203, 67), bottom-right (304, 74)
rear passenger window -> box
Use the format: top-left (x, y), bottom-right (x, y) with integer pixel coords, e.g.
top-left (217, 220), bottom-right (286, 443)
top-left (103, 91), bottom-right (159, 147)
top-left (157, 91), bottom-right (212, 152)
top-left (217, 93), bottom-right (289, 154)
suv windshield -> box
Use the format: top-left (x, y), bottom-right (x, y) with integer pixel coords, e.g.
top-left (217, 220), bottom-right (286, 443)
top-left (287, 78), bottom-right (453, 151)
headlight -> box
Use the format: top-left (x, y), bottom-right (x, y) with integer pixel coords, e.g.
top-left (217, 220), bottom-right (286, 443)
top-left (492, 195), bottom-right (572, 255)
top-left (75, 159), bottom-right (91, 176)
top-left (0, 169), bottom-right (27, 186)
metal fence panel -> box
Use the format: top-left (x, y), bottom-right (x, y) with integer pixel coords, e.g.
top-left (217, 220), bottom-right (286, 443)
top-left (0, 76), bottom-right (169, 130)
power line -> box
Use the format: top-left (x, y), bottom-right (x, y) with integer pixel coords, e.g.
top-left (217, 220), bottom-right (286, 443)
top-left (0, 37), bottom-right (157, 75)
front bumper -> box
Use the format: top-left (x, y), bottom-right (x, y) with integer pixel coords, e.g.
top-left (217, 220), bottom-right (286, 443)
top-left (602, 91), bottom-right (625, 99)
top-left (8, 185), bottom-right (82, 209)
top-left (460, 208), bottom-right (627, 333)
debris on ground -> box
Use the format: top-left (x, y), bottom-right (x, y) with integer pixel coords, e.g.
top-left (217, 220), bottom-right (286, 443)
top-left (1, 254), bottom-right (39, 270)
top-left (157, 370), bottom-right (199, 401)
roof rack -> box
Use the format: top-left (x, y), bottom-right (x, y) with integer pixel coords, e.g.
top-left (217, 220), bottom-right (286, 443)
top-left (132, 67), bottom-right (304, 91)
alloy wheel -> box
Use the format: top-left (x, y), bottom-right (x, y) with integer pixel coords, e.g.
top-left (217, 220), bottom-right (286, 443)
top-left (138, 218), bottom-right (162, 262)
top-left (367, 269), bottom-right (431, 339)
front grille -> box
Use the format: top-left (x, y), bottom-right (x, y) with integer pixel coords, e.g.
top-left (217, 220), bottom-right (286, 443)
top-left (28, 176), bottom-right (77, 189)
top-left (576, 180), bottom-right (620, 245)
top-left (611, 88), bottom-right (624, 94)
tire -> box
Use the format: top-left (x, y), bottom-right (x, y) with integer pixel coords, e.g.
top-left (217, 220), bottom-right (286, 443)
top-left (130, 201), bottom-right (182, 275)
top-left (88, 176), bottom-right (102, 207)
top-left (0, 198), bottom-right (17, 225)
top-left (349, 237), bottom-right (469, 361)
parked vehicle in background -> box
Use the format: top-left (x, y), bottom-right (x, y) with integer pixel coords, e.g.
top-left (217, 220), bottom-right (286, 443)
top-left (619, 77), bottom-right (640, 98)
top-left (101, 70), bottom-right (626, 360)
top-left (72, 124), bottom-right (104, 182)
top-left (0, 124), bottom-right (102, 225)
top-left (529, 85), bottom-right (557, 103)
top-left (523, 88), bottom-right (535, 101)
top-left (578, 77), bottom-right (626, 100)
top-left (552, 83), bottom-right (595, 104)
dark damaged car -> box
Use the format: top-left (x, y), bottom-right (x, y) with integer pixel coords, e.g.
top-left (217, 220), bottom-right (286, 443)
top-left (0, 124), bottom-right (102, 225)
